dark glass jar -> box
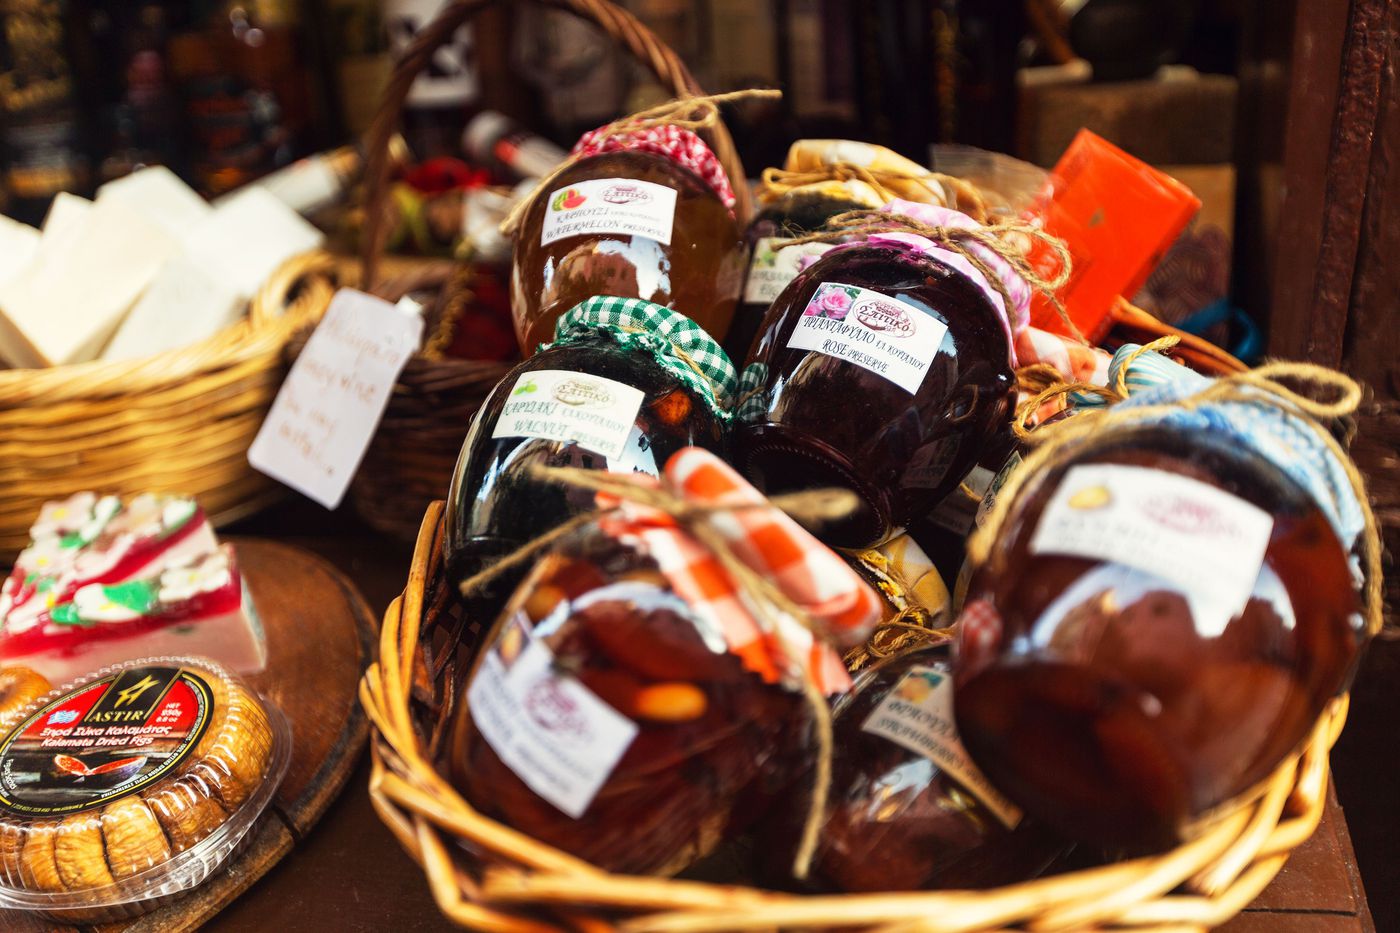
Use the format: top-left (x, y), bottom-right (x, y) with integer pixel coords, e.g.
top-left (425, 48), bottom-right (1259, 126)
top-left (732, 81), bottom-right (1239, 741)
top-left (510, 149), bottom-right (746, 355)
top-left (448, 521), bottom-right (812, 875)
top-left (768, 646), bottom-right (1066, 892)
top-left (953, 424), bottom-right (1366, 849)
top-left (724, 190), bottom-right (867, 363)
top-left (445, 298), bottom-right (732, 589)
top-left (734, 242), bottom-right (1016, 549)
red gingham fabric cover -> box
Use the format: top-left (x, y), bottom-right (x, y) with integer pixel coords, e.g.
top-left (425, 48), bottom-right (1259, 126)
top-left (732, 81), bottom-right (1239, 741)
top-left (572, 124), bottom-right (737, 211)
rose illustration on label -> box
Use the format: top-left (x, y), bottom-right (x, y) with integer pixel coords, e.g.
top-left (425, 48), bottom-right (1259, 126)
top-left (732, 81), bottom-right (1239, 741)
top-left (552, 377), bottom-right (614, 408)
top-left (805, 283), bottom-right (856, 320)
top-left (525, 677), bottom-right (592, 741)
top-left (551, 188), bottom-right (587, 212)
top-left (602, 183), bottom-right (651, 204)
top-left (856, 299), bottom-right (916, 337)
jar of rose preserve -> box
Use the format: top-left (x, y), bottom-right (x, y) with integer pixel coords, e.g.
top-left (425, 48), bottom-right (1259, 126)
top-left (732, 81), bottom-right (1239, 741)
top-left (733, 202), bottom-right (1028, 549)
top-left (953, 352), bottom-right (1371, 849)
top-left (510, 124), bottom-right (747, 354)
top-left (444, 297), bottom-right (735, 588)
top-left (767, 645), bottom-right (1066, 892)
top-left (447, 448), bottom-right (881, 875)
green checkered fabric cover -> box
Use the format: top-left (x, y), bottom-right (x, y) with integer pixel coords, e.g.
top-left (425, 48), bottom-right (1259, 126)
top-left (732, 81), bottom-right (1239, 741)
top-left (735, 362), bottom-right (770, 421)
top-left (549, 296), bottom-right (738, 413)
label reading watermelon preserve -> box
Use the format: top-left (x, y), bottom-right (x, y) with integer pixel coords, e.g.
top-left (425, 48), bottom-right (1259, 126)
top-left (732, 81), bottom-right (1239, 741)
top-left (861, 666), bottom-right (1021, 828)
top-left (0, 665), bottom-right (214, 817)
top-left (492, 369), bottom-right (645, 461)
top-left (1030, 464), bottom-right (1275, 632)
top-left (540, 177), bottom-right (677, 247)
top-left (787, 282), bottom-right (948, 394)
top-left (469, 629), bottom-right (638, 819)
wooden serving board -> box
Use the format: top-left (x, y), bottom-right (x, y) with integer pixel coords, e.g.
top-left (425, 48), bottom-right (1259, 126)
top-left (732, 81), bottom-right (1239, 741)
top-left (1, 538), bottom-right (376, 933)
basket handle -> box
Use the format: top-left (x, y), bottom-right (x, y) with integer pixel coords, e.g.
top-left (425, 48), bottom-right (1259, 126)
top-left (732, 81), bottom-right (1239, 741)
top-left (360, 0), bottom-right (751, 290)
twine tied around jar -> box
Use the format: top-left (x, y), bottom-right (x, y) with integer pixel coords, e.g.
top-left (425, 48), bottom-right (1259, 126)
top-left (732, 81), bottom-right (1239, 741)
top-left (500, 89), bottom-right (782, 238)
top-left (457, 466), bottom-right (862, 879)
top-left (777, 209), bottom-right (1084, 343)
top-left (1009, 336), bottom-right (1184, 438)
top-left (970, 360), bottom-right (1386, 638)
top-left (758, 163), bottom-right (991, 223)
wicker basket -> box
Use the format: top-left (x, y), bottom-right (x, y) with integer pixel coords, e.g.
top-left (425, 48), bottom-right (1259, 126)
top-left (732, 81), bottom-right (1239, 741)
top-left (360, 500), bottom-right (1349, 932)
top-left (266, 0), bottom-right (754, 540)
top-left (0, 253), bottom-right (335, 559)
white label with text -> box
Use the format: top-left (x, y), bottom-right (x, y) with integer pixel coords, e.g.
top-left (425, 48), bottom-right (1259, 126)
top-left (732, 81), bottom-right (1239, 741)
top-left (491, 369), bottom-right (643, 460)
top-left (787, 282), bottom-right (947, 394)
top-left (744, 237), bottom-right (833, 304)
top-left (469, 638), bottom-right (638, 819)
top-left (248, 288), bottom-right (422, 509)
top-left (1030, 464), bottom-right (1274, 630)
top-left (540, 177), bottom-right (677, 246)
top-left (862, 666), bottom-right (1022, 828)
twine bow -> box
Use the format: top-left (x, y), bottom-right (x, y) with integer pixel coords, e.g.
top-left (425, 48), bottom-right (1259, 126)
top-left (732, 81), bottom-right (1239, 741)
top-left (971, 361), bottom-right (1386, 638)
top-left (500, 89), bottom-right (781, 238)
top-left (757, 163), bottom-right (990, 223)
top-left (778, 209), bottom-right (1083, 343)
top-left (458, 464), bottom-right (858, 879)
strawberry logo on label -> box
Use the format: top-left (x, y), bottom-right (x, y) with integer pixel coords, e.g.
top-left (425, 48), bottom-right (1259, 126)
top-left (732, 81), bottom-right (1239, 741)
top-left (551, 188), bottom-right (587, 211)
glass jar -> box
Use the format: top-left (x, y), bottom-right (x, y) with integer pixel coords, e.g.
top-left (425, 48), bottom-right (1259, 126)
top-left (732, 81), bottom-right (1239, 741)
top-left (733, 239), bottom-right (1016, 549)
top-left (768, 646), bottom-right (1066, 892)
top-left (510, 137), bottom-right (746, 354)
top-left (724, 189), bottom-right (866, 363)
top-left (444, 297), bottom-right (733, 588)
top-left (953, 423), bottom-right (1366, 848)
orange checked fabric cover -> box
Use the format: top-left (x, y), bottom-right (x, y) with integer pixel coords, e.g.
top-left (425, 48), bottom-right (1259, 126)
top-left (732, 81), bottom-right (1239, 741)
top-left (598, 448), bottom-right (881, 695)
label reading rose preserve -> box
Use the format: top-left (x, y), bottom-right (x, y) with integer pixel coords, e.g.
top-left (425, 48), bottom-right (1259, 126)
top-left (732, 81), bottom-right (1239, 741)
top-left (0, 665), bottom-right (214, 817)
top-left (469, 635), bottom-right (638, 819)
top-left (862, 665), bottom-right (1022, 828)
top-left (786, 282), bottom-right (948, 394)
top-left (540, 177), bottom-right (677, 246)
top-left (491, 369), bottom-right (644, 461)
top-left (743, 237), bottom-right (833, 304)
top-left (1030, 464), bottom-right (1275, 632)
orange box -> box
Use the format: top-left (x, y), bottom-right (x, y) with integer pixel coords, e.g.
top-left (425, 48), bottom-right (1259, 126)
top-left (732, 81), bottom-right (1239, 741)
top-left (1027, 130), bottom-right (1201, 342)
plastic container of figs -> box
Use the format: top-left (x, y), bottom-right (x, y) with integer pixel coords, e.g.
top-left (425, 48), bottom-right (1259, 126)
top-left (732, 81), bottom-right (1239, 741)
top-left (0, 656), bottom-right (291, 922)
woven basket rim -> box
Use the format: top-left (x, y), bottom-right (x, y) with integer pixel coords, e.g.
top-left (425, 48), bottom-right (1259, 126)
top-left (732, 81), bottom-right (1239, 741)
top-left (0, 251), bottom-right (334, 401)
top-left (361, 501), bottom-right (1347, 932)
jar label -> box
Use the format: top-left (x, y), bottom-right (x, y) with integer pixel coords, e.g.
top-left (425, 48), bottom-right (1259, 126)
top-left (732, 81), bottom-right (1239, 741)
top-left (540, 177), bottom-right (677, 247)
top-left (1030, 464), bottom-right (1274, 629)
top-left (0, 665), bottom-right (214, 817)
top-left (787, 282), bottom-right (948, 394)
top-left (862, 665), bottom-right (1022, 828)
top-left (492, 369), bottom-right (645, 460)
top-left (469, 625), bottom-right (638, 819)
top-left (743, 237), bottom-right (833, 304)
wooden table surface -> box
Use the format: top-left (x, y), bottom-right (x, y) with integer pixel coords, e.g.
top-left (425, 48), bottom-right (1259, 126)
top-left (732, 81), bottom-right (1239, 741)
top-left (26, 499), bottom-right (1374, 932)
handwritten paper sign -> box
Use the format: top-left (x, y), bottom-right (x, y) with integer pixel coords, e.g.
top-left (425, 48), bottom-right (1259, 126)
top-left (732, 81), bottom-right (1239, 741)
top-left (248, 289), bottom-right (422, 508)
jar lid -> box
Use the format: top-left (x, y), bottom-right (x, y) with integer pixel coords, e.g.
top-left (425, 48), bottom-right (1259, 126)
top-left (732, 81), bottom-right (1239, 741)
top-left (572, 124), bottom-right (736, 210)
top-left (0, 656), bottom-right (290, 917)
top-left (551, 296), bottom-right (738, 412)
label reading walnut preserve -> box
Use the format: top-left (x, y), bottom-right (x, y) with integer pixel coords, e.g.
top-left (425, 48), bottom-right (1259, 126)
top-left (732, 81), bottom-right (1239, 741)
top-left (743, 237), bottom-right (833, 304)
top-left (787, 282), bottom-right (948, 394)
top-left (1030, 464), bottom-right (1275, 631)
top-left (862, 666), bottom-right (1021, 828)
top-left (540, 177), bottom-right (677, 246)
top-left (469, 635), bottom-right (638, 819)
top-left (0, 665), bottom-right (214, 817)
top-left (492, 370), bottom-right (644, 461)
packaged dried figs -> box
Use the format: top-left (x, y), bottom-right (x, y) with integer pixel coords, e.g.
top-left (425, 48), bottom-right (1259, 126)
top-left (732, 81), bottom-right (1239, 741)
top-left (509, 121), bottom-right (746, 354)
top-left (0, 657), bottom-right (290, 922)
top-left (954, 348), bottom-right (1372, 848)
top-left (447, 448), bottom-right (880, 875)
top-left (444, 297), bottom-right (734, 587)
